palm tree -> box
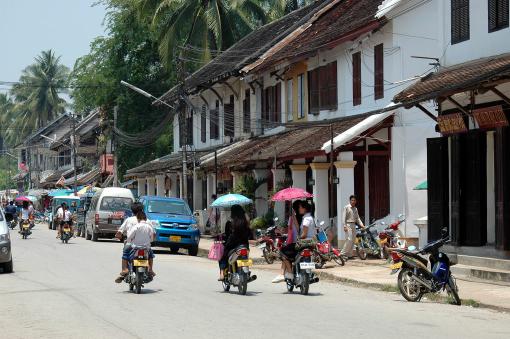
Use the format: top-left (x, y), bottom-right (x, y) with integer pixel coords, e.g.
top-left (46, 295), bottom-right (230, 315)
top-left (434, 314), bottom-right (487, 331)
top-left (265, 0), bottom-right (315, 21)
top-left (11, 50), bottom-right (69, 131)
top-left (140, 0), bottom-right (268, 69)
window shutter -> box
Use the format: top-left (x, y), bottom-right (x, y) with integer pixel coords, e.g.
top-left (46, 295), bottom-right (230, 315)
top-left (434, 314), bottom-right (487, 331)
top-left (374, 44), bottom-right (384, 100)
top-left (201, 105), bottom-right (206, 142)
top-left (243, 89), bottom-right (250, 133)
top-left (498, 0), bottom-right (509, 28)
top-left (308, 69), bottom-right (320, 114)
top-left (352, 52), bottom-right (362, 106)
top-left (298, 74), bottom-right (304, 118)
top-left (275, 82), bottom-right (281, 123)
top-left (319, 66), bottom-right (329, 110)
top-left (224, 95), bottom-right (234, 138)
top-left (328, 61), bottom-right (338, 110)
top-left (451, 0), bottom-right (470, 43)
top-left (490, 0), bottom-right (509, 32)
top-left (489, 0), bottom-right (498, 31)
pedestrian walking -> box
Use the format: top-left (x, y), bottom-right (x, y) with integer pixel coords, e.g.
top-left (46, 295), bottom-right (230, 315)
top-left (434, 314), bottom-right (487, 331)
top-left (341, 195), bottom-right (365, 259)
top-left (207, 194), bottom-right (220, 234)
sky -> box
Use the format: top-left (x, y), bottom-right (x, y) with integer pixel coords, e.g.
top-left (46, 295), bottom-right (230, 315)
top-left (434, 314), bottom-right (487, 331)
top-left (0, 0), bottom-right (106, 92)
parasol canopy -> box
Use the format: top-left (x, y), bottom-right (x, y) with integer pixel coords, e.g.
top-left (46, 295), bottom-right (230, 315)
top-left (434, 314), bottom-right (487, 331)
top-left (272, 187), bottom-right (313, 202)
top-left (211, 194), bottom-right (253, 208)
top-left (15, 196), bottom-right (32, 203)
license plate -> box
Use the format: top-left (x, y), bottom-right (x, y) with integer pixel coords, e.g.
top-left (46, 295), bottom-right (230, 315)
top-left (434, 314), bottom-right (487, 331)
top-left (300, 262), bottom-right (315, 269)
top-left (237, 259), bottom-right (253, 267)
top-left (257, 243), bottom-right (266, 249)
top-left (111, 219), bottom-right (122, 225)
top-left (23, 225), bottom-right (30, 229)
top-left (63, 228), bottom-right (70, 232)
top-left (169, 235), bottom-right (181, 242)
top-left (133, 259), bottom-right (148, 267)
top-left (390, 262), bottom-right (403, 270)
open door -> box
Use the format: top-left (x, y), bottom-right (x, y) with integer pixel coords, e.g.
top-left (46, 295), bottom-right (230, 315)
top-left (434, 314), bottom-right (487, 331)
top-left (427, 137), bottom-right (449, 242)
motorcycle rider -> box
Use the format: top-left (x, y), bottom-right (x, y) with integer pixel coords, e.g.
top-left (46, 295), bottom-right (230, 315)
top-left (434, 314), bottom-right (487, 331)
top-left (115, 210), bottom-right (156, 283)
top-left (341, 195), bottom-right (365, 260)
top-left (115, 202), bottom-right (144, 281)
top-left (4, 201), bottom-right (18, 225)
top-left (56, 203), bottom-right (74, 239)
top-left (19, 200), bottom-right (34, 234)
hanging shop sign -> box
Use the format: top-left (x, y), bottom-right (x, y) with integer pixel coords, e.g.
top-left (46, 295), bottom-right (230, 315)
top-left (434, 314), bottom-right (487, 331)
top-left (437, 113), bottom-right (468, 135)
top-left (472, 105), bottom-right (509, 129)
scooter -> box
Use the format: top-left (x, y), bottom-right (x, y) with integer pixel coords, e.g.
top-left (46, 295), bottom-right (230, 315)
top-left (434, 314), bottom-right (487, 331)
top-left (284, 241), bottom-right (319, 295)
top-left (123, 246), bottom-right (153, 294)
top-left (221, 245), bottom-right (257, 295)
top-left (379, 214), bottom-right (406, 258)
top-left (313, 221), bottom-right (345, 268)
top-left (61, 222), bottom-right (72, 244)
top-left (390, 228), bottom-right (461, 305)
top-left (354, 222), bottom-right (385, 260)
top-left (20, 220), bottom-right (31, 239)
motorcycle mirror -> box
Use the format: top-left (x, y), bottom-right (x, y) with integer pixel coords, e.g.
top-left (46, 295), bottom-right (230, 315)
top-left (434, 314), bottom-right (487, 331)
top-left (408, 245), bottom-right (416, 251)
top-left (380, 221), bottom-right (386, 225)
top-left (441, 227), bottom-right (448, 237)
top-left (319, 221), bottom-right (325, 226)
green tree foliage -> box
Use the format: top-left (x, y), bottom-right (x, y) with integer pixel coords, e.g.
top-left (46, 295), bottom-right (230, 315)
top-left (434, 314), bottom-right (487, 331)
top-left (70, 0), bottom-right (175, 177)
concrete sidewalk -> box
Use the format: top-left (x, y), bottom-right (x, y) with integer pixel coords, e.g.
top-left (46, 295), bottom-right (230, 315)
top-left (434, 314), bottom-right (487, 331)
top-left (198, 237), bottom-right (510, 311)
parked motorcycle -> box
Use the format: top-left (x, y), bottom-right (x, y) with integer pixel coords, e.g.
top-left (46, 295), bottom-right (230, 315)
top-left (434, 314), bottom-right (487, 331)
top-left (257, 222), bottom-right (287, 264)
top-left (379, 214), bottom-right (406, 258)
top-left (354, 223), bottom-right (385, 260)
top-left (61, 223), bottom-right (72, 244)
top-left (122, 246), bottom-right (153, 294)
top-left (20, 220), bottom-right (31, 239)
top-left (221, 245), bottom-right (257, 295)
top-left (8, 219), bottom-right (17, 230)
top-left (390, 228), bottom-right (461, 305)
top-left (284, 241), bottom-right (319, 295)
top-left (313, 221), bottom-right (345, 268)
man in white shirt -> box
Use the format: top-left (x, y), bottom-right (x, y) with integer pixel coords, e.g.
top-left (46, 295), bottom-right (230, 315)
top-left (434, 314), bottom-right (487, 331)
top-left (56, 203), bottom-right (74, 238)
top-left (341, 195), bottom-right (365, 259)
top-left (115, 202), bottom-right (145, 281)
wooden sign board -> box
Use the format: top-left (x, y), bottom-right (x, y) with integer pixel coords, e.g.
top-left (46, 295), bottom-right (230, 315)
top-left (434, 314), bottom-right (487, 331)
top-left (437, 113), bottom-right (468, 135)
top-left (472, 105), bottom-right (509, 129)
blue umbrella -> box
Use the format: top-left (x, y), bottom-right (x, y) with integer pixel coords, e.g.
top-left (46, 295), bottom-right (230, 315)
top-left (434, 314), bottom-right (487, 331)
top-left (211, 194), bottom-right (253, 208)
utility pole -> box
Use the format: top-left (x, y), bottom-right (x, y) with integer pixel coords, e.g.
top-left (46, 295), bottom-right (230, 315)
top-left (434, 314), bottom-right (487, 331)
top-left (72, 114), bottom-right (78, 195)
top-left (329, 124), bottom-right (335, 220)
top-left (113, 106), bottom-right (118, 187)
top-left (176, 50), bottom-right (188, 203)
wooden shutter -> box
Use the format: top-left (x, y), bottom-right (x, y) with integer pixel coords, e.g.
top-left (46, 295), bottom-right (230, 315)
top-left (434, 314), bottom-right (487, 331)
top-left (186, 114), bottom-right (193, 145)
top-left (201, 105), bottom-right (206, 143)
top-left (319, 66), bottom-right (329, 110)
top-left (308, 69), bottom-right (320, 114)
top-left (450, 135), bottom-right (461, 245)
top-left (275, 83), bottom-right (281, 123)
top-left (495, 127), bottom-right (510, 250)
top-left (368, 147), bottom-right (389, 221)
top-left (427, 137), bottom-right (450, 242)
top-left (353, 52), bottom-right (362, 106)
top-left (327, 61), bottom-right (338, 110)
top-left (224, 96), bottom-right (234, 138)
top-left (451, 0), bottom-right (470, 44)
top-left (210, 101), bottom-right (219, 140)
top-left (243, 89), bottom-right (250, 133)
top-left (489, 0), bottom-right (509, 32)
top-left (459, 130), bottom-right (487, 246)
top-left (374, 44), bottom-right (384, 100)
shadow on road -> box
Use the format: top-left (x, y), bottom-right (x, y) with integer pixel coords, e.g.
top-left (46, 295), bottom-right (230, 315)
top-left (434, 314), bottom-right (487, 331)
top-left (121, 288), bottom-right (162, 295)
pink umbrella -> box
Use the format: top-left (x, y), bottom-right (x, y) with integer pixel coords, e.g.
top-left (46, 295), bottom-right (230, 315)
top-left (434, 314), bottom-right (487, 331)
top-left (272, 187), bottom-right (313, 202)
top-left (15, 196), bottom-right (31, 203)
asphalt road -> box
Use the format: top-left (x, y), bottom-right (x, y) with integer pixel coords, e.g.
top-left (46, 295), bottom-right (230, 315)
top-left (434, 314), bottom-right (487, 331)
top-left (1, 225), bottom-right (509, 339)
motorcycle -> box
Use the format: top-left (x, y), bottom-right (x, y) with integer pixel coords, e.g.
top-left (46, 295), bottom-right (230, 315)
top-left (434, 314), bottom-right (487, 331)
top-left (379, 214), bottom-right (406, 258)
top-left (313, 221), bottom-right (345, 268)
top-left (257, 222), bottom-right (287, 264)
top-left (61, 223), bottom-right (72, 244)
top-left (20, 220), bottom-right (31, 239)
top-left (221, 245), bottom-right (257, 295)
top-left (354, 223), bottom-right (385, 260)
top-left (123, 246), bottom-right (153, 294)
top-left (8, 218), bottom-right (17, 230)
top-left (390, 228), bottom-right (461, 305)
top-left (284, 241), bottom-right (319, 295)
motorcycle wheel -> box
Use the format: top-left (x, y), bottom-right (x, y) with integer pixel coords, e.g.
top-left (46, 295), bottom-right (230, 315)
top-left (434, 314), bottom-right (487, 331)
top-left (446, 275), bottom-right (461, 306)
top-left (222, 281), bottom-right (230, 292)
top-left (129, 283), bottom-right (134, 291)
top-left (262, 247), bottom-right (274, 264)
top-left (300, 274), bottom-right (310, 295)
top-left (238, 274), bottom-right (248, 295)
top-left (135, 271), bottom-right (143, 294)
top-left (333, 254), bottom-right (345, 266)
top-left (65, 238), bottom-right (69, 244)
top-left (356, 246), bottom-right (367, 260)
top-left (398, 268), bottom-right (423, 302)
top-left (286, 281), bottom-right (294, 293)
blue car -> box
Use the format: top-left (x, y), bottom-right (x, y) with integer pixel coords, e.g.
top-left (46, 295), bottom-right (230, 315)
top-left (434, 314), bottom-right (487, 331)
top-left (139, 196), bottom-right (200, 256)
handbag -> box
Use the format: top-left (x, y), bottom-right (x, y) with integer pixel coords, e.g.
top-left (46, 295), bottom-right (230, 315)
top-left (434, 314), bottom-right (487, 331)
top-left (208, 241), bottom-right (224, 261)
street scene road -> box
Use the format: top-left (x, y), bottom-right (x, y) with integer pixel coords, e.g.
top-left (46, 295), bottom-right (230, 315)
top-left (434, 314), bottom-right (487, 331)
top-left (1, 226), bottom-right (509, 339)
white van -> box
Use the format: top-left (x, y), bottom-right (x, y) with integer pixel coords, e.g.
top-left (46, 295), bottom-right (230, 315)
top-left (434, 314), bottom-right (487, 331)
top-left (85, 187), bottom-right (135, 241)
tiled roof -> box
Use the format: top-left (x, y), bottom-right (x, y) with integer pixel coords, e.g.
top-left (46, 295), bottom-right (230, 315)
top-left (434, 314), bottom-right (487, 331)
top-left (201, 114), bottom-right (369, 170)
top-left (245, 0), bottom-right (383, 73)
top-left (159, 0), bottom-right (329, 102)
top-left (125, 153), bottom-right (183, 177)
top-left (393, 53), bottom-right (510, 105)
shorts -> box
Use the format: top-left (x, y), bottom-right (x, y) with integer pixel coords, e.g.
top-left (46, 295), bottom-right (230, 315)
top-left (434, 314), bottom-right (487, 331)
top-left (122, 244), bottom-right (155, 260)
top-left (60, 220), bottom-right (73, 227)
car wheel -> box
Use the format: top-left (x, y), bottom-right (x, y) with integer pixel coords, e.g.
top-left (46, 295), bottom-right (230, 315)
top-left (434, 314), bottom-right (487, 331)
top-left (85, 226), bottom-right (92, 240)
top-left (3, 259), bottom-right (13, 273)
top-left (92, 231), bottom-right (99, 242)
top-left (188, 245), bottom-right (198, 256)
top-left (170, 246), bottom-right (179, 254)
